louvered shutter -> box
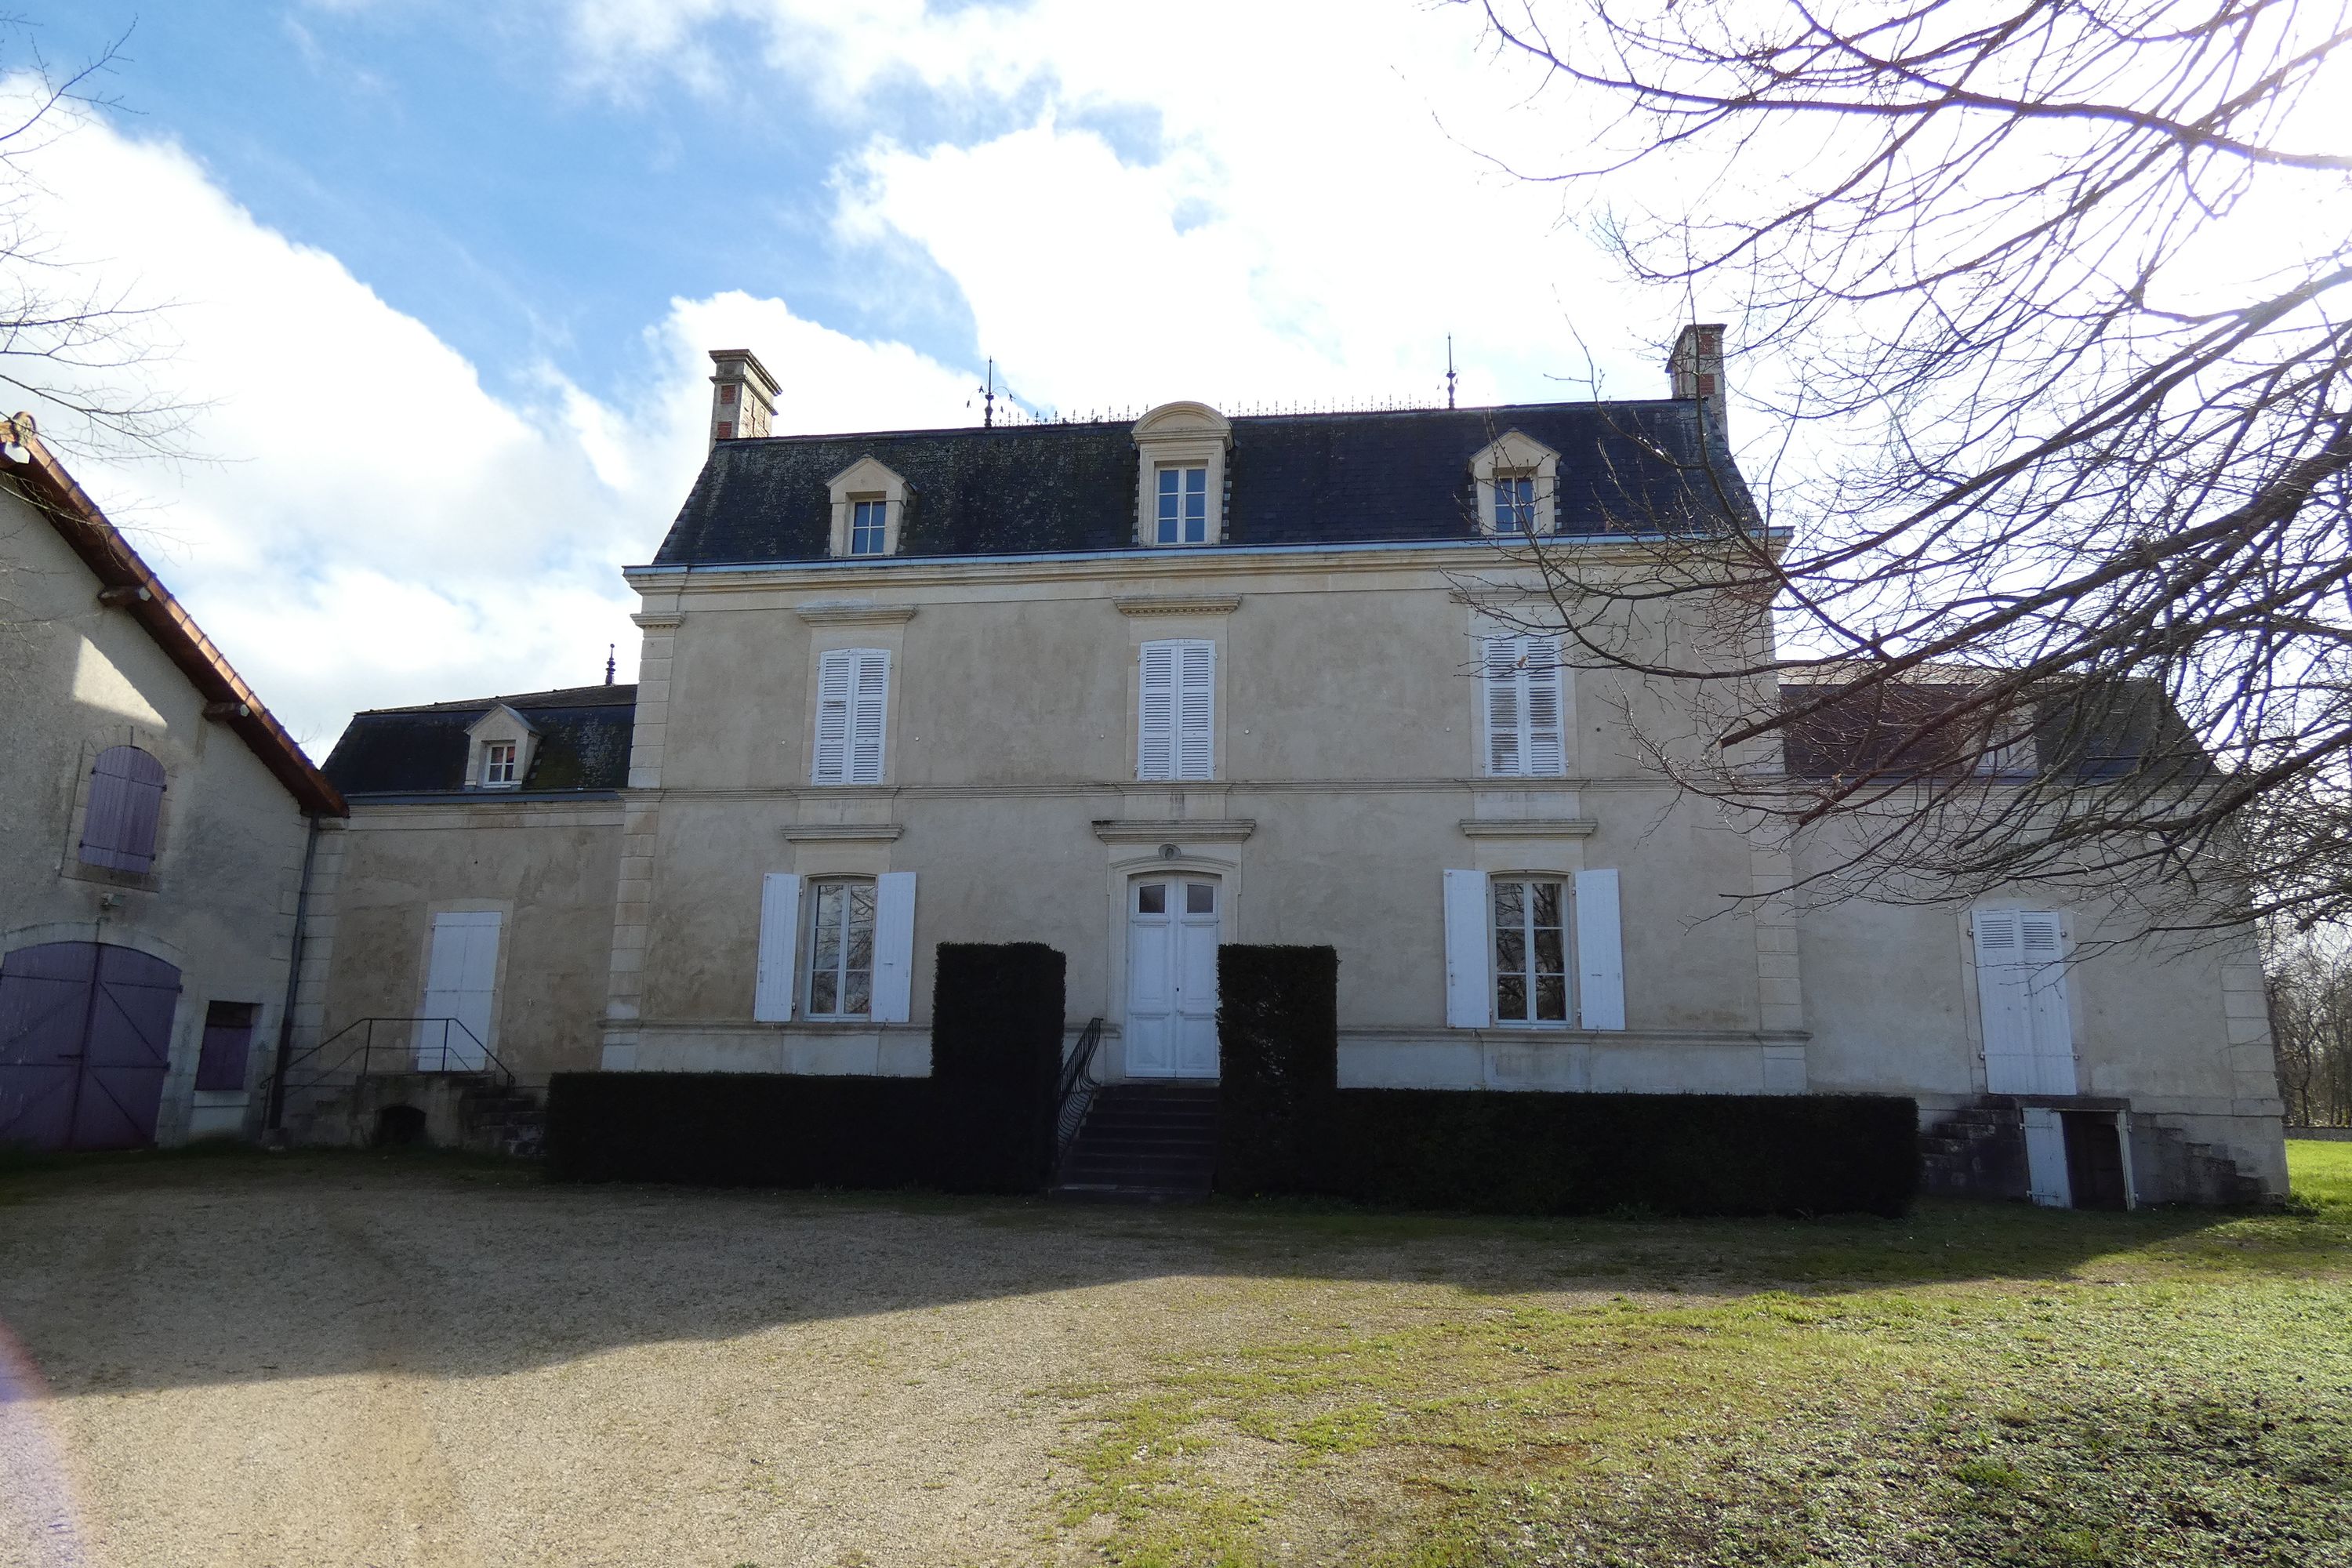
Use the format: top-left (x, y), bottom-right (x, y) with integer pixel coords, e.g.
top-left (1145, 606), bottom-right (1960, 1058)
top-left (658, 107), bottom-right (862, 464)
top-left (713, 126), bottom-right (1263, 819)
top-left (1138, 641), bottom-right (1178, 780)
top-left (811, 652), bottom-right (854, 785)
top-left (1573, 868), bottom-right (1625, 1030)
top-left (1177, 641), bottom-right (1214, 780)
top-left (849, 651), bottom-right (891, 784)
top-left (79, 745), bottom-right (165, 873)
top-left (1483, 638), bottom-right (1522, 776)
top-left (1443, 869), bottom-right (1491, 1028)
top-left (754, 873), bottom-right (801, 1022)
top-left (1524, 640), bottom-right (1565, 775)
top-left (2018, 913), bottom-right (2077, 1094)
top-left (871, 871), bottom-right (917, 1023)
top-left (1972, 909), bottom-right (2034, 1093)
top-left (2020, 1105), bottom-right (2073, 1207)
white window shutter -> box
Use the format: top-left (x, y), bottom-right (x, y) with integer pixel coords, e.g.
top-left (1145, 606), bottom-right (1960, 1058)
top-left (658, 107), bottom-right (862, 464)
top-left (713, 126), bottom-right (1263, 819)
top-left (2021, 1105), bottom-right (2073, 1207)
top-left (1524, 639), bottom-right (1565, 775)
top-left (1574, 868), bottom-right (1625, 1030)
top-left (1138, 641), bottom-right (1178, 780)
top-left (871, 871), bottom-right (917, 1023)
top-left (811, 652), bottom-right (853, 785)
top-left (2019, 912), bottom-right (2077, 1094)
top-left (754, 873), bottom-right (802, 1022)
top-left (1483, 637), bottom-right (1522, 776)
top-left (1178, 641), bottom-right (1214, 780)
top-left (850, 650), bottom-right (891, 784)
top-left (1443, 869), bottom-right (1491, 1029)
top-left (1973, 909), bottom-right (2034, 1093)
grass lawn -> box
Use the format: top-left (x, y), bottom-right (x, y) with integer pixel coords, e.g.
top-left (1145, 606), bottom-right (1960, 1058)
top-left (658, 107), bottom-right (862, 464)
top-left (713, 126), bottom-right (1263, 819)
top-left (1059, 1141), bottom-right (2352, 1567)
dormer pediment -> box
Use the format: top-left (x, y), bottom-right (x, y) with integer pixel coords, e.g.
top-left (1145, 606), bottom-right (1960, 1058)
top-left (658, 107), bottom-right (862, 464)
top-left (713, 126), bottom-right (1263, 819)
top-left (1468, 430), bottom-right (1562, 536)
top-left (1132, 401), bottom-right (1232, 442)
top-left (466, 702), bottom-right (538, 745)
top-left (826, 457), bottom-right (909, 558)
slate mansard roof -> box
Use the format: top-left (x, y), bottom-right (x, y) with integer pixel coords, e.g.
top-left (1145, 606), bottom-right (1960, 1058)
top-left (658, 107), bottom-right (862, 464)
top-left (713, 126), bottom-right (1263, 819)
top-left (652, 398), bottom-right (1753, 567)
top-left (322, 684), bottom-right (636, 798)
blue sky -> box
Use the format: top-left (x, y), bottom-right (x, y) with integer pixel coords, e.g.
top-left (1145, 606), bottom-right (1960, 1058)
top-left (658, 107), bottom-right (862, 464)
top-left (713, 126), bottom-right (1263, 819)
top-left (21, 2), bottom-right (1662, 745)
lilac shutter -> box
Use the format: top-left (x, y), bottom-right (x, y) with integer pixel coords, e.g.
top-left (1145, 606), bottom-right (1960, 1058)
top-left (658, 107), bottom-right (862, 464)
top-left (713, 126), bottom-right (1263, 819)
top-left (79, 746), bottom-right (166, 873)
top-left (194, 1001), bottom-right (260, 1091)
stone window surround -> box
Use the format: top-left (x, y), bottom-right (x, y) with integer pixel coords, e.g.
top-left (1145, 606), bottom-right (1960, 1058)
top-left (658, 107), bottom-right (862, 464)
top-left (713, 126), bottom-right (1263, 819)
top-left (826, 457), bottom-right (909, 559)
top-left (1131, 401), bottom-right (1232, 548)
top-left (1470, 430), bottom-right (1561, 537)
top-left (463, 705), bottom-right (538, 791)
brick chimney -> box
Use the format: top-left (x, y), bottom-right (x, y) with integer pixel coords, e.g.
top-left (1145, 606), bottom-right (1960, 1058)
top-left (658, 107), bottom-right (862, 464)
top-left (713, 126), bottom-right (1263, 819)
top-left (708, 349), bottom-right (780, 450)
top-left (1668, 322), bottom-right (1728, 441)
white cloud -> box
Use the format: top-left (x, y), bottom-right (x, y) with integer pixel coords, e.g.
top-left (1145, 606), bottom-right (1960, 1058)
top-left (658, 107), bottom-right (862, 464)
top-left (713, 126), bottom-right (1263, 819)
top-left (567, 1), bottom-right (1671, 410)
top-left (10, 97), bottom-right (977, 749)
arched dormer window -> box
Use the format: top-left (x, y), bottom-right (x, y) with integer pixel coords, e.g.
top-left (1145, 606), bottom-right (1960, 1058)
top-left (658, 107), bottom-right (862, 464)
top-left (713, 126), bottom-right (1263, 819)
top-left (80, 744), bottom-right (166, 873)
top-left (1469, 431), bottom-right (1561, 537)
top-left (1132, 402), bottom-right (1232, 547)
top-left (827, 457), bottom-right (909, 559)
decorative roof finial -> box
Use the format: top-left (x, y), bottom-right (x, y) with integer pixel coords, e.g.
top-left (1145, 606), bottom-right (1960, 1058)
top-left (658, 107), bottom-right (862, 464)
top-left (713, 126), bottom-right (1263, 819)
top-left (604, 644), bottom-right (616, 686)
top-left (980, 358), bottom-right (996, 428)
top-left (1446, 335), bottom-right (1457, 411)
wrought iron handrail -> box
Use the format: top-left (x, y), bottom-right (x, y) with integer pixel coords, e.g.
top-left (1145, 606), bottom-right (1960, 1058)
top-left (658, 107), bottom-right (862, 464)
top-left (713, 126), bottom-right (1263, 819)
top-left (1054, 1017), bottom-right (1107, 1169)
top-left (270, 1016), bottom-right (517, 1097)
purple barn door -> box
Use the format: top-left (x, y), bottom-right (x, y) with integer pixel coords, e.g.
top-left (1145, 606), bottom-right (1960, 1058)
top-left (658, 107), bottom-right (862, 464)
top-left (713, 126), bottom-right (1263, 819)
top-left (0, 942), bottom-right (181, 1151)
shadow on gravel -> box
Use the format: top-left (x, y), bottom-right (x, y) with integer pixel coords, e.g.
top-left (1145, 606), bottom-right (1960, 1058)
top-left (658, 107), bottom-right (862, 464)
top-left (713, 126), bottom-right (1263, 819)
top-left (0, 1145), bottom-right (2301, 1397)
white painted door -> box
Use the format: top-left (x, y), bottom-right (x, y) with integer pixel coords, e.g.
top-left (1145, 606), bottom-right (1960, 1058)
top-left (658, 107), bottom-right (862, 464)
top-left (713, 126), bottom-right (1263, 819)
top-left (1126, 878), bottom-right (1221, 1079)
top-left (2021, 1106), bottom-right (2074, 1207)
top-left (419, 911), bottom-right (501, 1069)
top-left (1973, 909), bottom-right (2078, 1095)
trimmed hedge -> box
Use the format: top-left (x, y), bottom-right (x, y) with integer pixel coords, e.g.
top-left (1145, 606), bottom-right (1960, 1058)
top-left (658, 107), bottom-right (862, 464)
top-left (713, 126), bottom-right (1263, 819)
top-left (1215, 945), bottom-right (1338, 1196)
top-left (1330, 1090), bottom-right (1919, 1218)
top-left (543, 1071), bottom-right (931, 1187)
top-left (546, 941), bottom-right (1065, 1192)
top-left (1212, 939), bottom-right (1918, 1217)
top-left (931, 942), bottom-right (1066, 1193)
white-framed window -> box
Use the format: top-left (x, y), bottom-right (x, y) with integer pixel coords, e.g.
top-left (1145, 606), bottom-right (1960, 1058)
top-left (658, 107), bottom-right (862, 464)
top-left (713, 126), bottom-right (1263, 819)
top-left (1138, 638), bottom-right (1214, 781)
top-left (804, 878), bottom-right (878, 1020)
top-left (1443, 867), bottom-right (1622, 1032)
top-left (1491, 877), bottom-right (1569, 1025)
top-left (1493, 474), bottom-right (1536, 533)
top-left (812, 648), bottom-right (891, 785)
top-left (1155, 465), bottom-right (1210, 546)
top-left (482, 741), bottom-right (518, 787)
top-left (849, 499), bottom-right (887, 557)
top-left (1483, 635), bottom-right (1566, 776)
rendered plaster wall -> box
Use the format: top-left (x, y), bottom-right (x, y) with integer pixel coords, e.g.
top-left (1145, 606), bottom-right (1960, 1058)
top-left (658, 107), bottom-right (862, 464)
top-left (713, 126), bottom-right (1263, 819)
top-left (613, 546), bottom-right (1789, 1089)
top-left (313, 801), bottom-right (624, 1083)
top-left (0, 481), bottom-right (312, 1144)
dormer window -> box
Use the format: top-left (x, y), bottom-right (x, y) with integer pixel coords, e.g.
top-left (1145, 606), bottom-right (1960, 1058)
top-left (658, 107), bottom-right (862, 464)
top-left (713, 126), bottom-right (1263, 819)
top-left (849, 499), bottom-right (888, 556)
top-left (463, 704), bottom-right (539, 791)
top-left (827, 458), bottom-right (909, 558)
top-left (1131, 402), bottom-right (1232, 548)
top-left (1156, 465), bottom-right (1209, 545)
top-left (1470, 432), bottom-right (1561, 538)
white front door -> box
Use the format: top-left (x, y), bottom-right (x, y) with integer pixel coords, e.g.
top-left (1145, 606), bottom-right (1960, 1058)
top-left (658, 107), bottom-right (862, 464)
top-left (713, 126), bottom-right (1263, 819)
top-left (419, 911), bottom-right (501, 1069)
top-left (1126, 878), bottom-right (1221, 1079)
top-left (1973, 909), bottom-right (2078, 1095)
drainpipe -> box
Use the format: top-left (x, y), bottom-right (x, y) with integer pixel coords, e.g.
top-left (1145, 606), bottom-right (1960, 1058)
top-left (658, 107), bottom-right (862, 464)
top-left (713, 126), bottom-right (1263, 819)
top-left (264, 811), bottom-right (323, 1138)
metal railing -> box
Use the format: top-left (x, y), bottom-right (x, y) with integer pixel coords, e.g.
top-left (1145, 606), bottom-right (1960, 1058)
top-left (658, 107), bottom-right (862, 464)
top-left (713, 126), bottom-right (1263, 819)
top-left (1053, 1017), bottom-right (1107, 1173)
top-left (270, 1016), bottom-right (517, 1098)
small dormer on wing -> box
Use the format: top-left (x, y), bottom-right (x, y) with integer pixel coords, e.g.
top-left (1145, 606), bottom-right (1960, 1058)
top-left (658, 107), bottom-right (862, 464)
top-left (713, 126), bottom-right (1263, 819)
top-left (1469, 430), bottom-right (1561, 537)
top-left (464, 703), bottom-right (539, 790)
top-left (1132, 402), bottom-right (1232, 547)
top-left (827, 456), bottom-right (909, 559)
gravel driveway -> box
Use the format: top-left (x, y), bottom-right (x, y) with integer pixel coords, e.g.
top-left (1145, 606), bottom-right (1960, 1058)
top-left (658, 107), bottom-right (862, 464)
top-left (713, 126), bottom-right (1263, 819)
top-left (0, 1155), bottom-right (1591, 1568)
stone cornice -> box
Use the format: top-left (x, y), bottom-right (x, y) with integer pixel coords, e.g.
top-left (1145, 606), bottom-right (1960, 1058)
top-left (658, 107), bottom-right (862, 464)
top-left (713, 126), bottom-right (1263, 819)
top-left (793, 601), bottom-right (920, 626)
top-left (1457, 818), bottom-right (1599, 838)
top-left (779, 822), bottom-right (906, 841)
top-left (1112, 593), bottom-right (1242, 617)
top-left (1091, 818), bottom-right (1258, 844)
top-left (630, 612), bottom-right (684, 630)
